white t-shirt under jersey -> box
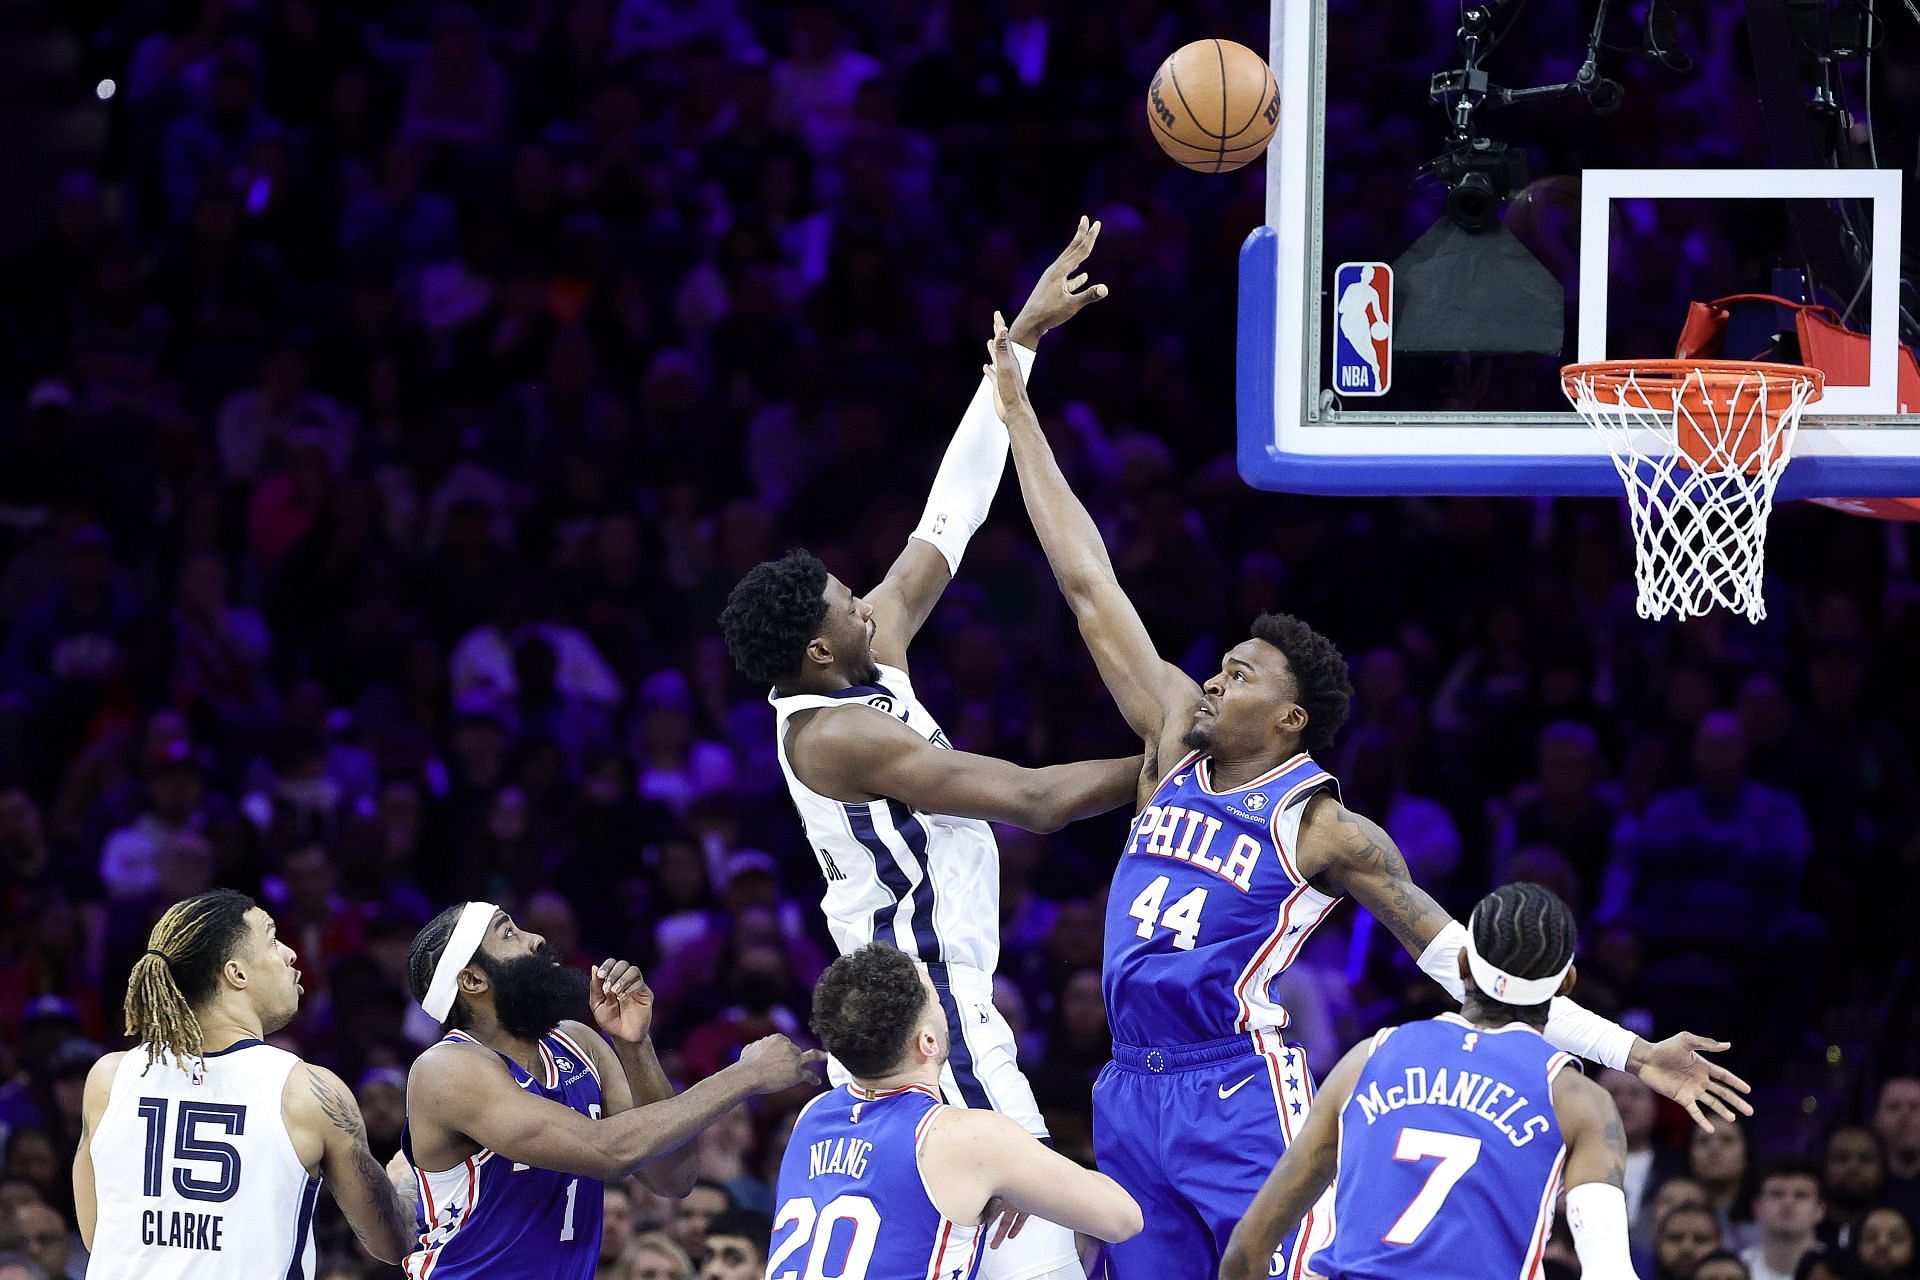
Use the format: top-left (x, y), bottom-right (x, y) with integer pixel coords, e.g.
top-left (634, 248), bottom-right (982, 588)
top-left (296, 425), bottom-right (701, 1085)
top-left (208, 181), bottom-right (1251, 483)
top-left (771, 662), bottom-right (1000, 977)
top-left (88, 1039), bottom-right (321, 1280)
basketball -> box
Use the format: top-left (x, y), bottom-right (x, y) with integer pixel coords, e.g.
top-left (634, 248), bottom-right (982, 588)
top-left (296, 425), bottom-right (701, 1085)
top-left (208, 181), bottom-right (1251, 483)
top-left (1371, 322), bottom-right (1390, 340)
top-left (1146, 39), bottom-right (1280, 173)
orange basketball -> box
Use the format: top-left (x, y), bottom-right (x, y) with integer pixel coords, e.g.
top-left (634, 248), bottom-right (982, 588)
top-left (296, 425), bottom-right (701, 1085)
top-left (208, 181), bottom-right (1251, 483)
top-left (1146, 39), bottom-right (1280, 173)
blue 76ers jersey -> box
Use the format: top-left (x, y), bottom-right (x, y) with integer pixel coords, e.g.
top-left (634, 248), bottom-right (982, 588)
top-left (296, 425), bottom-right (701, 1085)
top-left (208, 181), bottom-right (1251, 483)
top-left (1103, 750), bottom-right (1341, 1046)
top-left (402, 1028), bottom-right (606, 1280)
top-left (1314, 1014), bottom-right (1575, 1280)
top-left (773, 1084), bottom-right (983, 1280)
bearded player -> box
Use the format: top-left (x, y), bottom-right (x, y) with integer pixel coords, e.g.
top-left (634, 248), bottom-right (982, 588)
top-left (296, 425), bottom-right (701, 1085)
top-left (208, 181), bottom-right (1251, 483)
top-left (983, 300), bottom-right (1750, 1280)
top-left (398, 902), bottom-right (820, 1278)
top-left (720, 220), bottom-right (1137, 1280)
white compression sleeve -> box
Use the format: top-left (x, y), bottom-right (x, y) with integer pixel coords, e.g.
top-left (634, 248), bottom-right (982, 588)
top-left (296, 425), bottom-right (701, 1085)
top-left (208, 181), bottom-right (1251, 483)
top-left (1420, 918), bottom-right (1635, 1069)
top-left (1566, 1183), bottom-right (1638, 1279)
top-left (1544, 998), bottom-right (1636, 1071)
top-left (1415, 919), bottom-right (1469, 1002)
top-left (910, 341), bottom-right (1036, 575)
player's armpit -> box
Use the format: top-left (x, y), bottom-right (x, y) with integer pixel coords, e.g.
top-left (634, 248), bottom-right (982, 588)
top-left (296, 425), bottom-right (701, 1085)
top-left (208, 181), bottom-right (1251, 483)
top-left (1297, 796), bottom-right (1453, 957)
top-left (922, 1109), bottom-right (1142, 1244)
top-left (292, 1064), bottom-right (412, 1263)
top-left (1221, 1042), bottom-right (1367, 1280)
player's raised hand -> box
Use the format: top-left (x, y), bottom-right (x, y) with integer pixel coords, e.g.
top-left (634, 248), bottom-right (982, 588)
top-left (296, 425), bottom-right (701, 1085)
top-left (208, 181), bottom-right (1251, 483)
top-left (739, 1035), bottom-right (828, 1092)
top-left (1008, 216), bottom-right (1109, 347)
top-left (589, 959), bottom-right (655, 1044)
top-left (985, 311), bottom-right (1037, 427)
top-left (1631, 1032), bottom-right (1753, 1132)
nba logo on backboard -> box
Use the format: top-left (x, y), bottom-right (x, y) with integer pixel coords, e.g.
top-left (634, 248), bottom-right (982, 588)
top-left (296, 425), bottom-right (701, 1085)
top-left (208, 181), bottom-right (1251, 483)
top-left (1332, 262), bottom-right (1393, 396)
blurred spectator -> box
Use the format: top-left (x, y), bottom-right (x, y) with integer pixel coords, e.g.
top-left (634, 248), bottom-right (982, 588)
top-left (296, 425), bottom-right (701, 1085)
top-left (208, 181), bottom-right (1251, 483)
top-left (1742, 1160), bottom-right (1826, 1280)
top-left (1823, 1126), bottom-right (1891, 1252)
top-left (1854, 1208), bottom-right (1915, 1280)
top-left (666, 1181), bottom-right (730, 1269)
top-left (1657, 1205), bottom-right (1727, 1280)
top-left (1696, 1252), bottom-right (1754, 1280)
top-left (0, 1251), bottom-right (49, 1280)
top-left (694, 1105), bottom-right (771, 1214)
top-left (622, 1231), bottom-right (696, 1280)
top-left (1877, 1079), bottom-right (1920, 1228)
top-left (5, 1203), bottom-right (77, 1280)
top-left (1691, 1120), bottom-right (1759, 1250)
top-left (601, 1182), bottom-right (637, 1280)
top-left (699, 1207), bottom-right (771, 1280)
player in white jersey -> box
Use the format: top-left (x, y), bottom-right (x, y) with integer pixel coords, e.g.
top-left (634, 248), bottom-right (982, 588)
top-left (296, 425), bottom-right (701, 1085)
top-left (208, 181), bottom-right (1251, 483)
top-left (720, 220), bottom-right (1139, 1280)
top-left (75, 889), bottom-right (411, 1279)
top-left (982, 299), bottom-right (1753, 1278)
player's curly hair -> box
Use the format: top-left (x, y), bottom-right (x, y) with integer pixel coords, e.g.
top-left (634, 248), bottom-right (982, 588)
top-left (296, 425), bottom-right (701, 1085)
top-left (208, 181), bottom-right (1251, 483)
top-left (809, 944), bottom-right (930, 1079)
top-left (1248, 612), bottom-right (1353, 756)
top-left (126, 890), bottom-right (257, 1075)
top-left (719, 550), bottom-right (831, 686)
top-left (1467, 882), bottom-right (1578, 1026)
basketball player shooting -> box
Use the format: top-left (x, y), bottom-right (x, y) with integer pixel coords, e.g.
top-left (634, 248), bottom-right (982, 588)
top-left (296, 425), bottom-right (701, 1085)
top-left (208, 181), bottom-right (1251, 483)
top-left (1223, 884), bottom-right (1640, 1280)
top-left (75, 890), bottom-right (412, 1279)
top-left (983, 291), bottom-right (1749, 1280)
top-left (397, 902), bottom-right (821, 1278)
top-left (720, 219), bottom-right (1134, 1280)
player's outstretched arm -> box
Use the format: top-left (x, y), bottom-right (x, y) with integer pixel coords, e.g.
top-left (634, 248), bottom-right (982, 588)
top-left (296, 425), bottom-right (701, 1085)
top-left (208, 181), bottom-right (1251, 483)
top-left (573, 960), bottom-right (699, 1196)
top-left (407, 1035), bottom-right (822, 1183)
top-left (797, 703), bottom-right (1140, 832)
top-left (1221, 1041), bottom-right (1367, 1280)
top-left (72, 1050), bottom-right (126, 1250)
top-left (1553, 1069), bottom-right (1641, 1280)
top-left (287, 1063), bottom-right (414, 1263)
top-left (1300, 796), bottom-right (1753, 1130)
top-left (987, 312), bottom-right (1200, 761)
top-left (921, 1108), bottom-right (1143, 1244)
top-left (867, 219), bottom-right (1112, 668)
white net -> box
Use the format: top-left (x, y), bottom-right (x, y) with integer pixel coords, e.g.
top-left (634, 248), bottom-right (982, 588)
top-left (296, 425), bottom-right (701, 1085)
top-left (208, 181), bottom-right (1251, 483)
top-left (1562, 362), bottom-right (1821, 623)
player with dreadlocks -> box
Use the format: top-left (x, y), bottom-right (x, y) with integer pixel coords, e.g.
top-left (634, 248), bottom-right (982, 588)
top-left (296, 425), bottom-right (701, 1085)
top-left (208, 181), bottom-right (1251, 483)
top-left (75, 889), bottom-right (412, 1279)
top-left (1223, 883), bottom-right (1641, 1280)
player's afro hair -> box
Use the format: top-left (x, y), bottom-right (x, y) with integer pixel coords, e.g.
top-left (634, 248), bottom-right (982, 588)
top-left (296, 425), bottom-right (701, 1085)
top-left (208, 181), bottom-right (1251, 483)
top-left (1248, 612), bottom-right (1353, 756)
top-left (809, 944), bottom-right (929, 1079)
top-left (719, 550), bottom-right (831, 686)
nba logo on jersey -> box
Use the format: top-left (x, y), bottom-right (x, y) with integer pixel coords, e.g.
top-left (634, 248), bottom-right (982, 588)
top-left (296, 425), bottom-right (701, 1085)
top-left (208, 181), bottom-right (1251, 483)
top-left (1332, 262), bottom-right (1393, 396)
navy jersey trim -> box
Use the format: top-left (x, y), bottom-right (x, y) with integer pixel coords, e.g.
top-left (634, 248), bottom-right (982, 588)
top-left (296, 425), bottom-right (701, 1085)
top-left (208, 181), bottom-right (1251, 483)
top-left (818, 680), bottom-right (897, 701)
top-left (284, 1175), bottom-right (321, 1279)
top-left (844, 802), bottom-right (941, 962)
top-left (202, 1038), bottom-right (266, 1058)
top-left (928, 962), bottom-right (993, 1110)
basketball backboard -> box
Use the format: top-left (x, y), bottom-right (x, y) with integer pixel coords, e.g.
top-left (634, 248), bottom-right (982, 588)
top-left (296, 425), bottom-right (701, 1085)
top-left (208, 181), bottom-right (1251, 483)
top-left (1239, 0), bottom-right (1920, 498)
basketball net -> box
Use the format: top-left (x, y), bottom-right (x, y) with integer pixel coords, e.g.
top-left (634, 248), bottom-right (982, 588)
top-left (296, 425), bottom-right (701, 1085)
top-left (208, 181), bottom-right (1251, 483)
top-left (1561, 360), bottom-right (1824, 623)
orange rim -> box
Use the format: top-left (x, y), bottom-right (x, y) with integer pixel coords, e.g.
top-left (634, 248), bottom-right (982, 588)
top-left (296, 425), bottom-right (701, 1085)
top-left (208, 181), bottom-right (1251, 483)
top-left (1561, 359), bottom-right (1825, 398)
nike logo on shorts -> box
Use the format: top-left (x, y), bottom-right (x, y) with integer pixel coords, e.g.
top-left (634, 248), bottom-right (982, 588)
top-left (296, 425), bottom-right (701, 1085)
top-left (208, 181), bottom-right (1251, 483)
top-left (1218, 1072), bottom-right (1259, 1101)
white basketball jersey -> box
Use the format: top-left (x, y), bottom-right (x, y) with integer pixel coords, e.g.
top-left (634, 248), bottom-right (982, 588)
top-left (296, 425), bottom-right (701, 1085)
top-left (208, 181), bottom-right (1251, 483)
top-left (89, 1040), bottom-right (321, 1280)
top-left (772, 662), bottom-right (1000, 976)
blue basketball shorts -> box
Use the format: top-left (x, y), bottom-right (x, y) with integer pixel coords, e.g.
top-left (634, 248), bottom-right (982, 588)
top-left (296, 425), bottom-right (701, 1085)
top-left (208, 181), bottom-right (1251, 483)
top-left (1093, 1030), bottom-right (1328, 1280)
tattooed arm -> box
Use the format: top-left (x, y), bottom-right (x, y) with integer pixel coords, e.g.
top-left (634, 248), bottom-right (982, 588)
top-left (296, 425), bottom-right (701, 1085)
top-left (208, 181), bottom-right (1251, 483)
top-left (1554, 1069), bottom-right (1640, 1279)
top-left (1294, 795), bottom-right (1454, 955)
top-left (1299, 794), bottom-right (1753, 1131)
top-left (286, 1063), bottom-right (414, 1263)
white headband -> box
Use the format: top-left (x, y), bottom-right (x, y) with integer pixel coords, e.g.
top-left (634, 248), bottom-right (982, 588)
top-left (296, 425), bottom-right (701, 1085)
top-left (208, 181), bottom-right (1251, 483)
top-left (422, 901), bottom-right (499, 1022)
top-left (1463, 911), bottom-right (1572, 1007)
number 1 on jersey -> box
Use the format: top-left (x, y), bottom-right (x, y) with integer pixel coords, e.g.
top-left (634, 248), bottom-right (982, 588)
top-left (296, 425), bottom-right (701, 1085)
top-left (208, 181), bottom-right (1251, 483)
top-left (1383, 1127), bottom-right (1482, 1244)
top-left (1127, 875), bottom-right (1208, 950)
